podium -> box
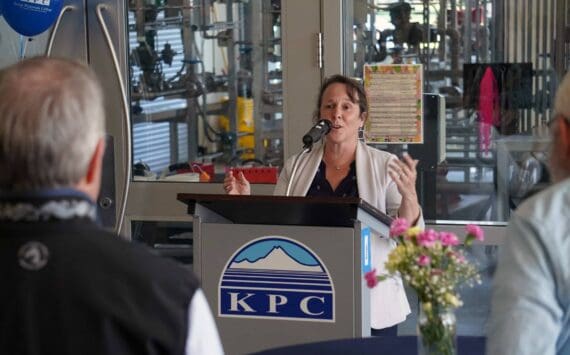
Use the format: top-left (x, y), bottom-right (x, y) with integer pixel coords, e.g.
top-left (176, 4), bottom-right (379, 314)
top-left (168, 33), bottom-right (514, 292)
top-left (178, 193), bottom-right (393, 355)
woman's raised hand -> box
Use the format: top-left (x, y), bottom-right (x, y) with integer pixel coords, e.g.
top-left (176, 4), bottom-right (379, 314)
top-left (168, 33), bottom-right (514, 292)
top-left (223, 169), bottom-right (251, 195)
top-left (389, 153), bottom-right (421, 223)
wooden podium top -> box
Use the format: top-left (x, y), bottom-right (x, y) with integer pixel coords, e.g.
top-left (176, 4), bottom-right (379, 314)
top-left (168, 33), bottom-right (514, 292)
top-left (177, 193), bottom-right (392, 227)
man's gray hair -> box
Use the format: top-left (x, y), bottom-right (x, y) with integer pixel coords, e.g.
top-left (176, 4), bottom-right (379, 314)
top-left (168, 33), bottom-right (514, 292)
top-left (0, 57), bottom-right (105, 190)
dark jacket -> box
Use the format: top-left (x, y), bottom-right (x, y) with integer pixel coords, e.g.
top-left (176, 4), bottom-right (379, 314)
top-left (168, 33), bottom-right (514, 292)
top-left (0, 190), bottom-right (199, 355)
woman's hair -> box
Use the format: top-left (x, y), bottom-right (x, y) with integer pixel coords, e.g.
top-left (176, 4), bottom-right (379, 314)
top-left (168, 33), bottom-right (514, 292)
top-left (313, 74), bottom-right (368, 122)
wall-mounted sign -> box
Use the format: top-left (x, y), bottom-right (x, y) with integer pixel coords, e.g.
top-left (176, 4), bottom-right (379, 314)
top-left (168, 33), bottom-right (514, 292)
top-left (364, 64), bottom-right (423, 144)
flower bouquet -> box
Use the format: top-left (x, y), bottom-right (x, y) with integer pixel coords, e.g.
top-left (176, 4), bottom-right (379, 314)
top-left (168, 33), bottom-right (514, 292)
top-left (365, 219), bottom-right (484, 355)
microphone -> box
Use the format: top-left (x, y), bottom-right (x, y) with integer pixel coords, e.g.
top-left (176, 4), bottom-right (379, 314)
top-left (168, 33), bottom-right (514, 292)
top-left (302, 119), bottom-right (332, 149)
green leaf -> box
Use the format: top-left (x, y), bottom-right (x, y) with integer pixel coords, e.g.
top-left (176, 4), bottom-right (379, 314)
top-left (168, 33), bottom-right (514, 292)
top-left (376, 274), bottom-right (390, 282)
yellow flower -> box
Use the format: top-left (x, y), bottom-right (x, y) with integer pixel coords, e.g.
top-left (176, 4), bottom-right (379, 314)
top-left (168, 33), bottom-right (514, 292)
top-left (406, 226), bottom-right (422, 238)
top-left (444, 293), bottom-right (461, 307)
top-left (373, 219), bottom-right (483, 316)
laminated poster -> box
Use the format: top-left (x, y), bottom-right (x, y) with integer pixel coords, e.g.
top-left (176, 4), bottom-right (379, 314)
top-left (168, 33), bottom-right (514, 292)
top-left (363, 64), bottom-right (423, 144)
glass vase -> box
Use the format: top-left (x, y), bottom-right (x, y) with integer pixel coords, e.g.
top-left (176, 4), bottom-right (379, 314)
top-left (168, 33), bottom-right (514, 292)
top-left (417, 304), bottom-right (457, 355)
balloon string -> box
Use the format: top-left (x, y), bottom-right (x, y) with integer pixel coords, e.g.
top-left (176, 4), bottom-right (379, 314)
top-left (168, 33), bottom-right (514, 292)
top-left (19, 35), bottom-right (28, 60)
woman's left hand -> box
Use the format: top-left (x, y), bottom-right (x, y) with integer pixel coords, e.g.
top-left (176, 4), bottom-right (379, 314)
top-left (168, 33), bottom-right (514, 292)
top-left (389, 153), bottom-right (421, 223)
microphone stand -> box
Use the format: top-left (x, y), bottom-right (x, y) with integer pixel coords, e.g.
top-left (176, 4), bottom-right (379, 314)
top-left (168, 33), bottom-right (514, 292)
top-left (285, 146), bottom-right (311, 196)
top-left (286, 120), bottom-right (330, 196)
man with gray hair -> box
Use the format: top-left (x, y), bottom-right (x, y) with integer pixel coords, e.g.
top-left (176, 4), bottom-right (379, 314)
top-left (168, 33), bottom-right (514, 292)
top-left (487, 71), bottom-right (570, 354)
top-left (0, 57), bottom-right (223, 355)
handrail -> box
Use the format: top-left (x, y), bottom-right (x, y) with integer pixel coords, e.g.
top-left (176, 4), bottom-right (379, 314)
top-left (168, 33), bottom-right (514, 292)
top-left (95, 3), bottom-right (132, 236)
top-left (46, 5), bottom-right (76, 57)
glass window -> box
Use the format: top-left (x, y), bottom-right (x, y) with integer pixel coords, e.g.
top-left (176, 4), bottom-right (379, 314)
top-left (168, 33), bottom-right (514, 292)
top-left (345, 0), bottom-right (560, 222)
top-left (128, 0), bottom-right (283, 184)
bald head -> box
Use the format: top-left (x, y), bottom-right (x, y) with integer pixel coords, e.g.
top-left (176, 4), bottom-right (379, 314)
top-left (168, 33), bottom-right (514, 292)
top-left (548, 71), bottom-right (570, 183)
top-left (0, 57), bottom-right (105, 191)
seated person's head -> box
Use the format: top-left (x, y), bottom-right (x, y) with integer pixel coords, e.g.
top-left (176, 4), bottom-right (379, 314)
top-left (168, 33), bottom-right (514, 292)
top-left (0, 57), bottom-right (105, 200)
top-left (389, 2), bottom-right (412, 27)
top-left (549, 71), bottom-right (570, 183)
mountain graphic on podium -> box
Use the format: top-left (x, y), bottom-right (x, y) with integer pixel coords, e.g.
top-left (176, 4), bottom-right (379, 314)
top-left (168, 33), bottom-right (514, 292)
top-left (219, 237), bottom-right (335, 321)
top-left (229, 246), bottom-right (323, 272)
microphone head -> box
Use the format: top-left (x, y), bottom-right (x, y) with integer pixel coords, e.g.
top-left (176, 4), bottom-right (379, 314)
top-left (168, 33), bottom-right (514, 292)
top-left (302, 119), bottom-right (332, 148)
top-left (318, 119), bottom-right (332, 133)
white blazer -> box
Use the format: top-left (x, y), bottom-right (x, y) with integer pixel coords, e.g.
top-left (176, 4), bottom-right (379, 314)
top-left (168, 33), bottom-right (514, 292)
top-left (274, 140), bottom-right (424, 329)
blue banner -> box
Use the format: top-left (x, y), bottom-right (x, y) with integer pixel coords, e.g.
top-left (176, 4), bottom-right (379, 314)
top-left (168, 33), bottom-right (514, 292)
top-left (361, 227), bottom-right (371, 273)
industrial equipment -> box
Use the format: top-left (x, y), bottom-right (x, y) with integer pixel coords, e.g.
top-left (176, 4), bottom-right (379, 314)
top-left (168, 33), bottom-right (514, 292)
top-left (129, 0), bottom-right (284, 179)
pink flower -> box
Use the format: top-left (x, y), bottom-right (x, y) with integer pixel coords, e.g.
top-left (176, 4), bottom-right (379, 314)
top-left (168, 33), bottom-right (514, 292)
top-left (456, 253), bottom-right (466, 264)
top-left (417, 229), bottom-right (438, 247)
top-left (390, 218), bottom-right (410, 238)
top-left (417, 255), bottom-right (431, 266)
top-left (447, 250), bottom-right (466, 263)
top-left (466, 224), bottom-right (484, 241)
top-left (440, 232), bottom-right (460, 246)
top-left (364, 268), bottom-right (379, 288)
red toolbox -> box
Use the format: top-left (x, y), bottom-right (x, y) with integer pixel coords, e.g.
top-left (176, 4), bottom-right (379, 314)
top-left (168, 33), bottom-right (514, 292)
top-left (226, 166), bottom-right (279, 184)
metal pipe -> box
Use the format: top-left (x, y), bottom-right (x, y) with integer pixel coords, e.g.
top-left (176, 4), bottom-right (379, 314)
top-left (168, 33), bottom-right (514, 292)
top-left (435, 26), bottom-right (461, 86)
top-left (480, 0), bottom-right (489, 62)
top-left (131, 88), bottom-right (188, 100)
top-left (464, 0), bottom-right (472, 62)
top-left (526, 0), bottom-right (534, 129)
top-left (423, 0), bottom-right (431, 87)
top-left (505, 0), bottom-right (510, 62)
top-left (474, 0), bottom-right (480, 62)
top-left (135, 0), bottom-right (145, 39)
top-left (492, 0), bottom-right (496, 61)
top-left (446, 28), bottom-right (461, 86)
top-left (226, 0), bottom-right (238, 159)
top-left (512, 0), bottom-right (523, 63)
top-left (526, 0), bottom-right (532, 63)
top-left (46, 5), bottom-right (75, 57)
top-left (438, 0), bottom-right (448, 61)
top-left (450, 0), bottom-right (457, 29)
top-left (437, 0), bottom-right (460, 86)
top-left (542, 0), bottom-right (549, 122)
top-left (554, 0), bottom-right (566, 78)
top-left (181, 0), bottom-right (199, 162)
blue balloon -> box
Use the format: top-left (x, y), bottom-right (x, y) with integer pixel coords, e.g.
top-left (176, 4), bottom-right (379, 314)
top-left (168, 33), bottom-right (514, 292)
top-left (3, 0), bottom-right (63, 37)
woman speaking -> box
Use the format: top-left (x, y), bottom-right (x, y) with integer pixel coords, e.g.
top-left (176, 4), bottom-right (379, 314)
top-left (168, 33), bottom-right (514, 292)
top-left (224, 74), bottom-right (424, 332)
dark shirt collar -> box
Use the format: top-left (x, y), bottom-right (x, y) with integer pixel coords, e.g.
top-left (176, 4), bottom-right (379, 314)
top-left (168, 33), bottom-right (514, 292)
top-left (0, 188), bottom-right (93, 201)
top-left (306, 160), bottom-right (359, 198)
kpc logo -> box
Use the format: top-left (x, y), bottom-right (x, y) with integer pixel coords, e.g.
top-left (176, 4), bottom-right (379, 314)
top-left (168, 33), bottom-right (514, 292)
top-left (219, 236), bottom-right (334, 322)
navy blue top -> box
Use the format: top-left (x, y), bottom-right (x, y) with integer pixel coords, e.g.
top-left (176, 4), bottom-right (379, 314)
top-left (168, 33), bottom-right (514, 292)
top-left (306, 160), bottom-right (359, 198)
